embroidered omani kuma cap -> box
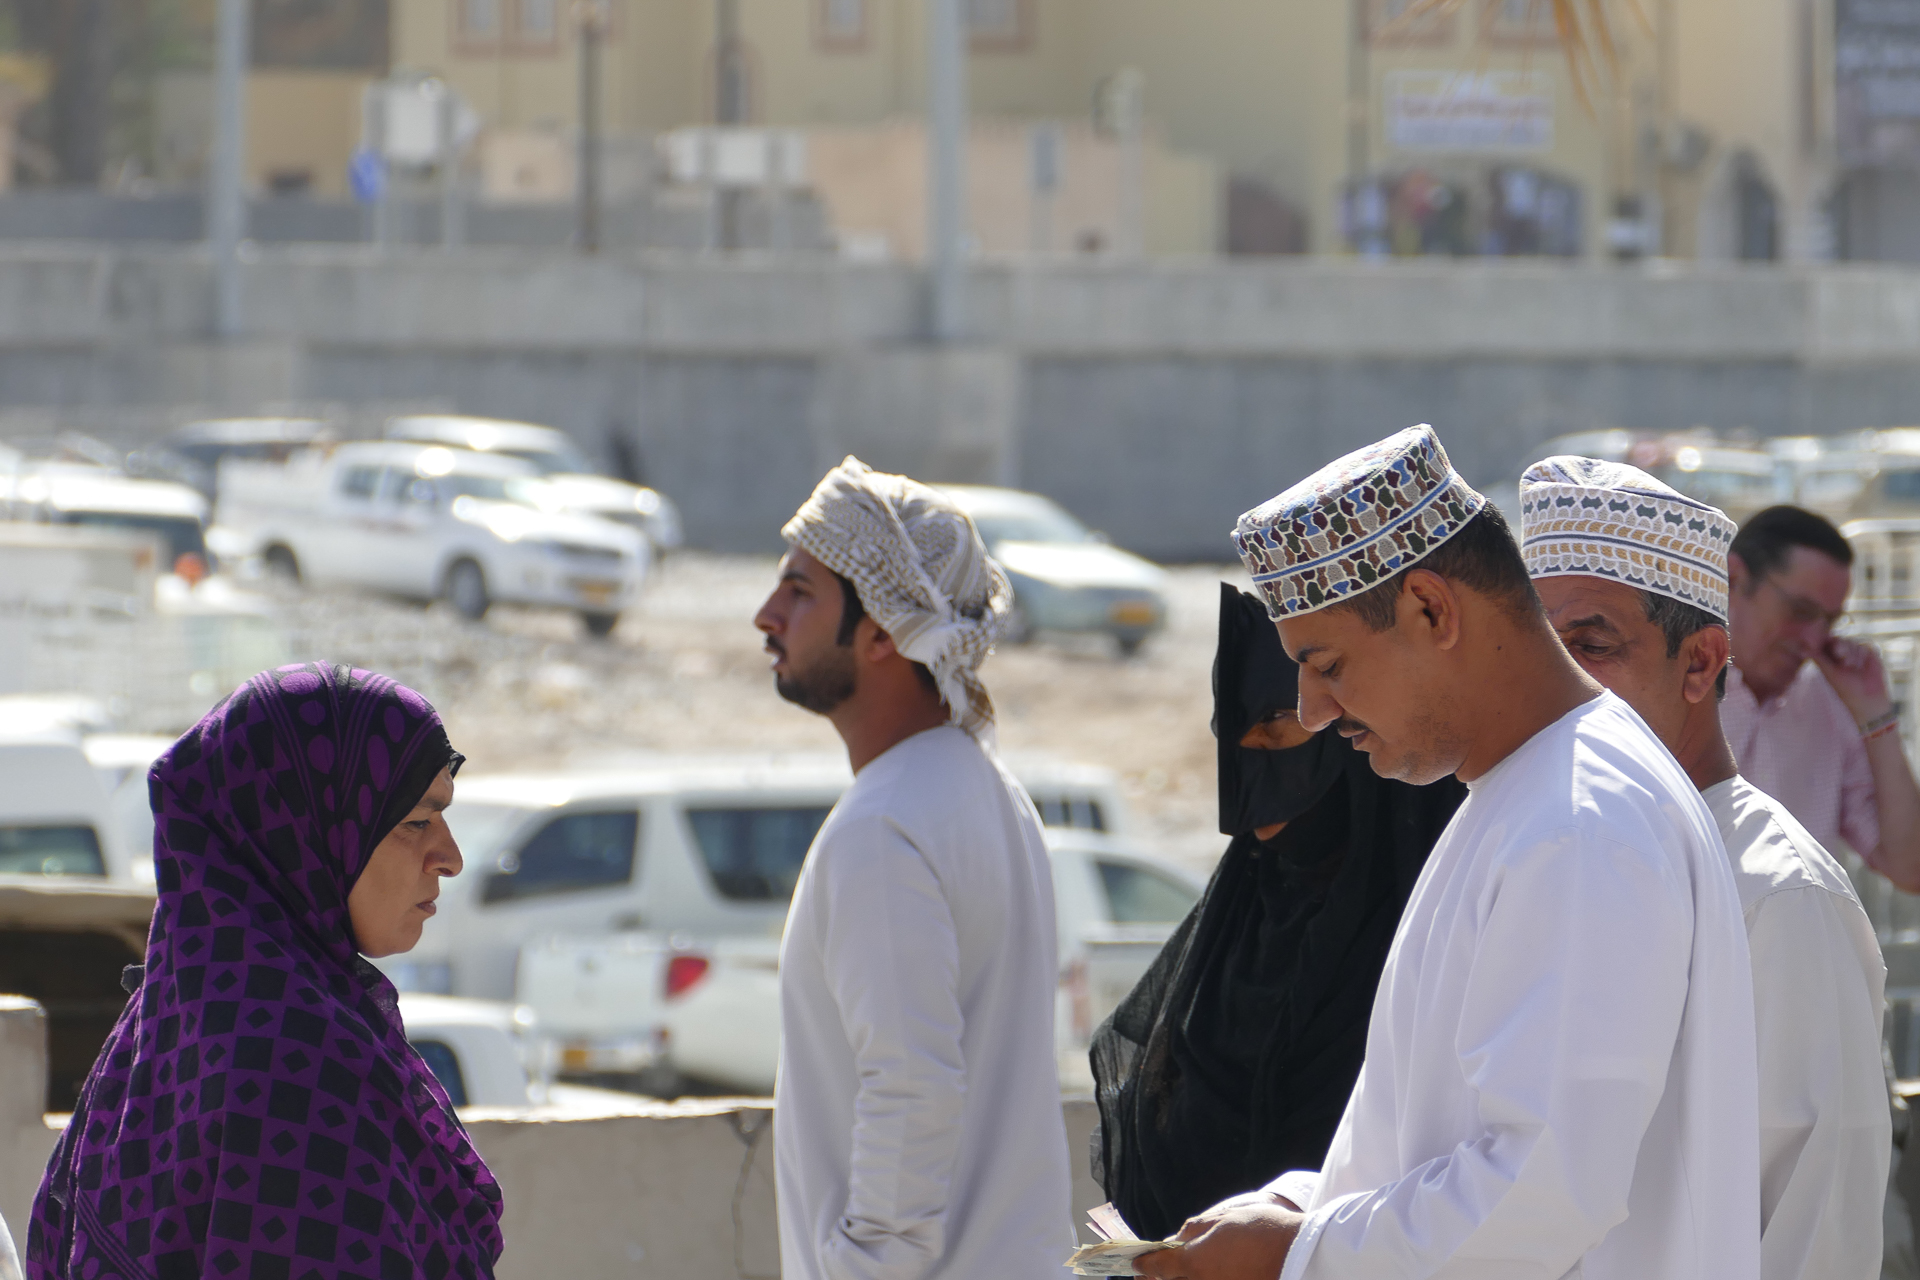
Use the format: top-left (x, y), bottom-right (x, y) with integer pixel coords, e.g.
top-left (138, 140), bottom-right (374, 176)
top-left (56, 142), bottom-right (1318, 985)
top-left (1519, 455), bottom-right (1735, 622)
top-left (1232, 425), bottom-right (1488, 619)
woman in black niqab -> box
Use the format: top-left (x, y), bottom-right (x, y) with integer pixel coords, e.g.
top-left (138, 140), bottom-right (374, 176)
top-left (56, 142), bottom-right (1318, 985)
top-left (1088, 585), bottom-right (1467, 1240)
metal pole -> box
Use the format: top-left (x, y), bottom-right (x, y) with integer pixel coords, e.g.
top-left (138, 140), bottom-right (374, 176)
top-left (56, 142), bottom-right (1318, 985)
top-left (926, 0), bottom-right (968, 342)
top-left (577, 6), bottom-right (602, 253)
top-left (208, 0), bottom-right (249, 339)
top-left (440, 86), bottom-right (464, 250)
top-left (716, 0), bottom-right (745, 124)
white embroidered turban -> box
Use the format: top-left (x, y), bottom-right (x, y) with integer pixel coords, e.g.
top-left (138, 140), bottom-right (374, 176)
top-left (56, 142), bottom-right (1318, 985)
top-left (781, 456), bottom-right (1013, 737)
top-left (1232, 425), bottom-right (1487, 618)
top-left (1519, 455), bottom-right (1736, 622)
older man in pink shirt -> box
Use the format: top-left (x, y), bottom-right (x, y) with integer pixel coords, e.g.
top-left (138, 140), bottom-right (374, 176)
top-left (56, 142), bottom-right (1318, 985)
top-left (1724, 505), bottom-right (1920, 891)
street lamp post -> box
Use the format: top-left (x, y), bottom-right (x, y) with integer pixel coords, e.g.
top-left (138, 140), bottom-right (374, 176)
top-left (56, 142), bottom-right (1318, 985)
top-left (926, 0), bottom-right (968, 342)
top-left (577, 2), bottom-right (607, 253)
top-left (209, 0), bottom-right (249, 339)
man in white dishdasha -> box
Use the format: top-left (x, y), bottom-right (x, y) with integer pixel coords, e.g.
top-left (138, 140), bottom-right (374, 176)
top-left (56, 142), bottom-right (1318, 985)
top-left (1137, 424), bottom-right (1760, 1280)
top-left (1521, 456), bottom-right (1888, 1280)
top-left (754, 456), bottom-right (1072, 1280)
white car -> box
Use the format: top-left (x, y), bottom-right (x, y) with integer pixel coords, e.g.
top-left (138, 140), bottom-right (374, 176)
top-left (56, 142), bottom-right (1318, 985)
top-left (0, 738), bottom-right (126, 881)
top-left (541, 836), bottom-right (1198, 1097)
top-left (212, 441), bottom-right (648, 635)
top-left (385, 415), bottom-right (683, 555)
top-left (1, 462), bottom-right (210, 573)
top-left (396, 993), bottom-right (671, 1113)
top-left (377, 754), bottom-right (1135, 1075)
top-left (940, 485), bottom-right (1169, 656)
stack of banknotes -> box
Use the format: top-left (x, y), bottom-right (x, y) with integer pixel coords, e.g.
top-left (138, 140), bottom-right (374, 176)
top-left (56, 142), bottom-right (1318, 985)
top-left (1065, 1204), bottom-right (1175, 1276)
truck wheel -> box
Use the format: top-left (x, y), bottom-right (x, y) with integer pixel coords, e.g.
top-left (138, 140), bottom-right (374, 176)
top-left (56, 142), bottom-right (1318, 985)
top-left (1115, 631), bottom-right (1148, 658)
top-left (446, 560), bottom-right (489, 620)
top-left (263, 545), bottom-right (300, 583)
top-left (581, 611), bottom-right (620, 638)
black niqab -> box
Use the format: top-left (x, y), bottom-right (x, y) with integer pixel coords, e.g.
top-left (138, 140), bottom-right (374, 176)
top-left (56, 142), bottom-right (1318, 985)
top-left (1089, 585), bottom-right (1466, 1239)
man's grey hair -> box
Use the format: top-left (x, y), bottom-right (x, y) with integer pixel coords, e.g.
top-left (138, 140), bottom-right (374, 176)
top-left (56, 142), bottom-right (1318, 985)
top-left (1640, 590), bottom-right (1730, 700)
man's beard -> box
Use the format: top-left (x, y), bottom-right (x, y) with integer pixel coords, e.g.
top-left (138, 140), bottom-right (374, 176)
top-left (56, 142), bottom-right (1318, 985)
top-left (774, 642), bottom-right (857, 714)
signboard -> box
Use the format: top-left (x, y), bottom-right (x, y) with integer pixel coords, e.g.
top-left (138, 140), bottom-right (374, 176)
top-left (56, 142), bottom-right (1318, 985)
top-left (1384, 70), bottom-right (1553, 153)
top-left (252, 0), bottom-right (390, 71)
top-left (1836, 0), bottom-right (1920, 167)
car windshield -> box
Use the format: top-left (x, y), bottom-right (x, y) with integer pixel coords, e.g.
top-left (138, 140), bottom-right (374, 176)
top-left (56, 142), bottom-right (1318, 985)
top-left (445, 802), bottom-right (535, 865)
top-left (967, 504), bottom-right (1092, 547)
top-left (435, 475), bottom-right (547, 507)
top-left (59, 511), bottom-right (206, 561)
top-left (0, 824), bottom-right (106, 877)
top-left (503, 447), bottom-right (594, 476)
top-left (685, 805), bottom-right (833, 902)
top-left (1095, 860), bottom-right (1199, 924)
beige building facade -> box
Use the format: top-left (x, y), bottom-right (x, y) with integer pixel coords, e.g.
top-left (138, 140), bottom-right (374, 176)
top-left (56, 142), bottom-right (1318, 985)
top-left (211, 0), bottom-right (1870, 262)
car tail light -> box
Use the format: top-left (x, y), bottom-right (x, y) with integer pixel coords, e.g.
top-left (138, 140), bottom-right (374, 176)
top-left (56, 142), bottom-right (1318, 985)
top-left (665, 954), bottom-right (710, 1000)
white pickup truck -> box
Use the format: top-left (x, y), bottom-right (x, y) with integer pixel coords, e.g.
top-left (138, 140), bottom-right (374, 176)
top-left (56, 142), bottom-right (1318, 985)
top-left (617, 828), bottom-right (1202, 1094)
top-left (376, 753), bottom-right (1193, 1088)
top-left (211, 441), bottom-right (648, 635)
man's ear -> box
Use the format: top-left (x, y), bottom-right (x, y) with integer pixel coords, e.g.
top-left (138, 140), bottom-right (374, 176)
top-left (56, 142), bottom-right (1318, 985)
top-left (1681, 625), bottom-right (1731, 706)
top-left (1403, 569), bottom-right (1463, 651)
top-left (855, 617), bottom-right (900, 664)
top-left (1727, 551), bottom-right (1750, 594)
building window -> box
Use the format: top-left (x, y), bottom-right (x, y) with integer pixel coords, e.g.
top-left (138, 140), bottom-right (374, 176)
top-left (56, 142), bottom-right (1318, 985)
top-left (516, 0), bottom-right (559, 44)
top-left (455, 0), bottom-right (500, 43)
top-left (1482, 0), bottom-right (1559, 47)
top-left (966, 0), bottom-right (1032, 52)
top-left (817, 0), bottom-right (867, 50)
top-left (1368, 0), bottom-right (1455, 47)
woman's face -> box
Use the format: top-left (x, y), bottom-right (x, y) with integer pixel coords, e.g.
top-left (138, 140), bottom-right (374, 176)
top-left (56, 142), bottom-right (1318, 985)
top-left (348, 768), bottom-right (463, 959)
top-left (1239, 709), bottom-right (1319, 840)
top-left (1238, 707), bottom-right (1317, 752)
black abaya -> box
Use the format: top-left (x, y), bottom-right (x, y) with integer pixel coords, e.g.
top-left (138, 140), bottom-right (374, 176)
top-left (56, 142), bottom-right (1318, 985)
top-left (1089, 585), bottom-right (1466, 1239)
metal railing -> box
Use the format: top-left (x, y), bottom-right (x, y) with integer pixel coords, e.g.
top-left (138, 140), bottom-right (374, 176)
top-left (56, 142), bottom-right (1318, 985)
top-left (1839, 525), bottom-right (1920, 1073)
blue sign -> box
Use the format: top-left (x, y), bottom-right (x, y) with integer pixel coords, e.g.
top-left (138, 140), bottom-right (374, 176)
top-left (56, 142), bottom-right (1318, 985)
top-left (348, 147), bottom-right (386, 204)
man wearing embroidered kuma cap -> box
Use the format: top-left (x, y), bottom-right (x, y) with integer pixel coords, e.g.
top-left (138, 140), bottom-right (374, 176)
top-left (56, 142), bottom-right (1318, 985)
top-left (753, 456), bottom-right (1072, 1280)
top-left (1135, 424), bottom-right (1759, 1280)
top-left (1522, 456), bottom-right (1887, 1280)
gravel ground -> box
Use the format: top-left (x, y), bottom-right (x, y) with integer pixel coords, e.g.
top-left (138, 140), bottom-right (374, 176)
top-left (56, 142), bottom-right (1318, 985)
top-left (254, 554), bottom-right (1245, 872)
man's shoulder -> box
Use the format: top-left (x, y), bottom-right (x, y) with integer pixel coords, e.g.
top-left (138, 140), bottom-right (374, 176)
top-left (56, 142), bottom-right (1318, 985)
top-left (821, 727), bottom-right (1025, 850)
top-left (1706, 775), bottom-right (1863, 907)
top-left (1469, 696), bottom-right (1715, 864)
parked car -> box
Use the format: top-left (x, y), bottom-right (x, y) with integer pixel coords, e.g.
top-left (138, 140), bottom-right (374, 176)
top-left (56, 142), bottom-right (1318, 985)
top-left (1780, 428), bottom-right (1920, 524)
top-left (398, 993), bottom-right (541, 1108)
top-left (0, 738), bottom-right (126, 880)
top-left (377, 753), bottom-right (1131, 1026)
top-left (938, 485), bottom-right (1168, 655)
top-left (0, 462), bottom-right (210, 571)
top-left (648, 828), bottom-right (1203, 1093)
top-left (1490, 430), bottom-right (1790, 528)
top-left (395, 993), bottom-right (666, 1112)
top-left (385, 415), bottom-right (683, 555)
top-left (151, 417), bottom-right (328, 502)
top-left (211, 441), bottom-right (648, 635)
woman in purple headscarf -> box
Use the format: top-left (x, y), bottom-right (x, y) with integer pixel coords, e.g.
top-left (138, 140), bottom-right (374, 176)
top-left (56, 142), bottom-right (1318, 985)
top-left (27, 662), bottom-right (505, 1280)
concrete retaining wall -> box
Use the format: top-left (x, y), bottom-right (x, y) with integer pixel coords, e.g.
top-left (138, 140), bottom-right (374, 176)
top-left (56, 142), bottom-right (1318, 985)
top-left (8, 250), bottom-right (1920, 558)
top-left (0, 998), bottom-right (1104, 1280)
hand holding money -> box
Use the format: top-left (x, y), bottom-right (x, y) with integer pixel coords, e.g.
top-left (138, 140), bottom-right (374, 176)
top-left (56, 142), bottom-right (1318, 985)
top-left (1130, 1194), bottom-right (1304, 1280)
top-left (1065, 1204), bottom-right (1176, 1276)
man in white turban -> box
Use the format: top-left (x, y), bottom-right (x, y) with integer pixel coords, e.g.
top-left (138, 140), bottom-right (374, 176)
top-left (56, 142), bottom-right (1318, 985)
top-left (755, 457), bottom-right (1072, 1280)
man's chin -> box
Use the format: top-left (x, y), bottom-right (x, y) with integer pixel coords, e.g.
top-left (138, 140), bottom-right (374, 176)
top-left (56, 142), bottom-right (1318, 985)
top-left (1363, 745), bottom-right (1448, 786)
top-left (775, 672), bottom-right (853, 716)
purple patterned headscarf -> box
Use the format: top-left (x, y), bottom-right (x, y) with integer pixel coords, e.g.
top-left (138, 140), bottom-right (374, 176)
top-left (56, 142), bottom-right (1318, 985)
top-left (28, 663), bottom-right (504, 1280)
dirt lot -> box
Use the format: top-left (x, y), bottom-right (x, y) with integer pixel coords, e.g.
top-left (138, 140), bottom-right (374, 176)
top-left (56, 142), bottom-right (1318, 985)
top-left (262, 554), bottom-right (1244, 871)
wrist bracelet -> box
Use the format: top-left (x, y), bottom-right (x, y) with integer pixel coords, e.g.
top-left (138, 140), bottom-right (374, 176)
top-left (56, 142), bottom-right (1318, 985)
top-left (1862, 710), bottom-right (1902, 741)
